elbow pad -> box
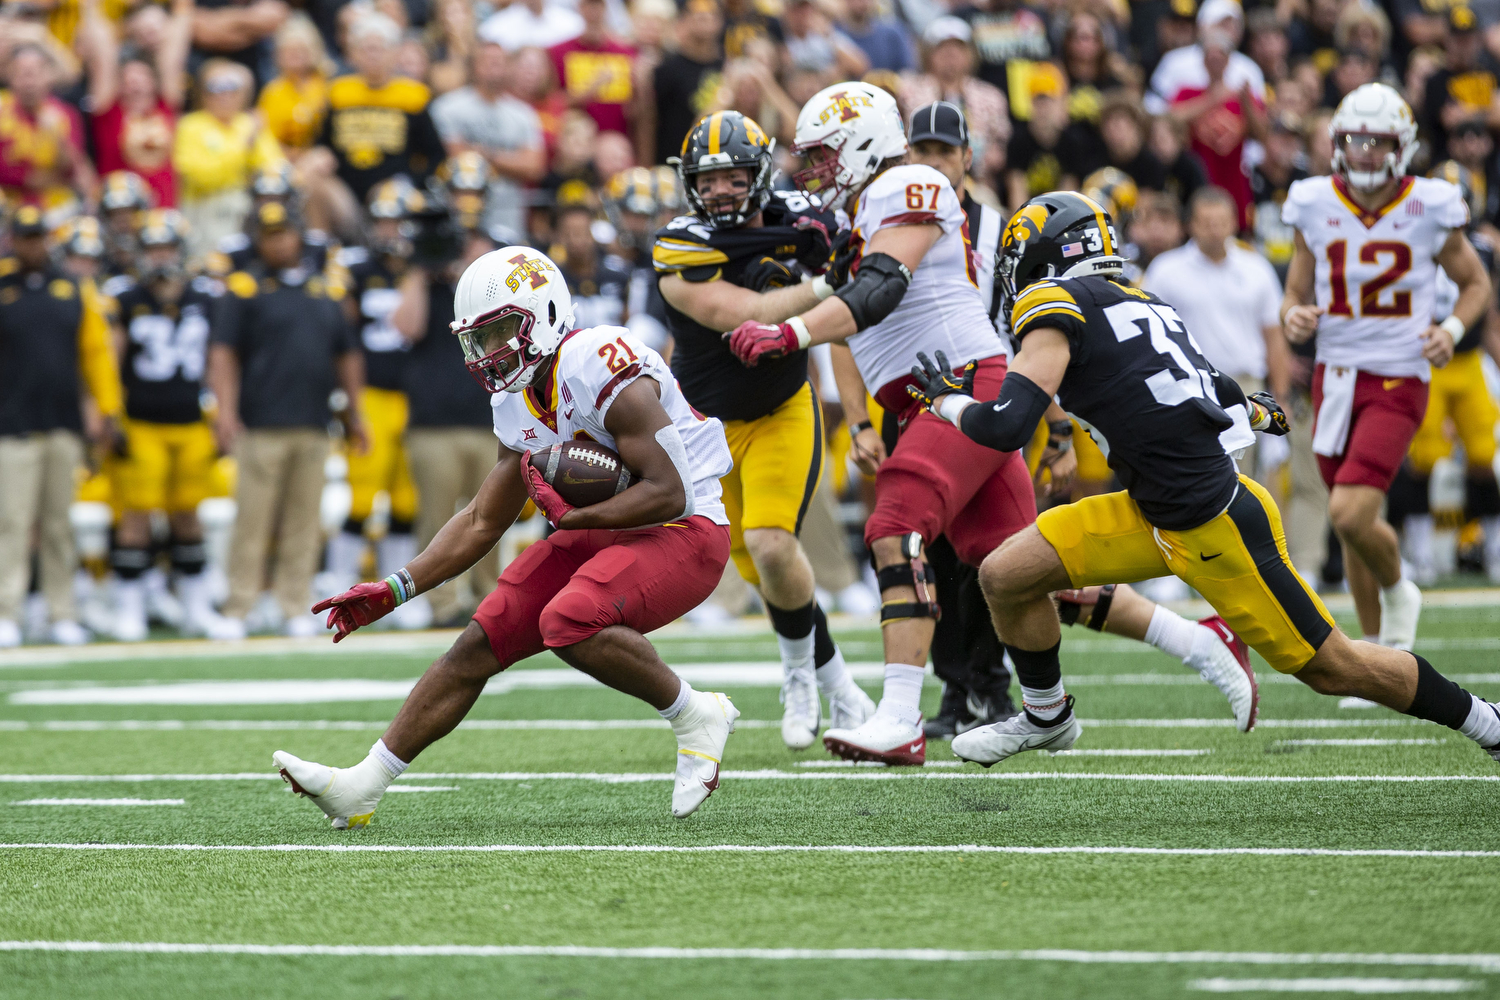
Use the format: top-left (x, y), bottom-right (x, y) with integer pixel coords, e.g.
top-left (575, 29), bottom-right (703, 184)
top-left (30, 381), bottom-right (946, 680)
top-left (834, 253), bottom-right (912, 331)
top-left (957, 371), bottom-right (1053, 453)
top-left (654, 424), bottom-right (695, 520)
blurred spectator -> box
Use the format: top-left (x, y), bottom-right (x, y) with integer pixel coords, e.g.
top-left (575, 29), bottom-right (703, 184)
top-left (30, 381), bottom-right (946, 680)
top-left (0, 206), bottom-right (123, 648)
top-left (713, 52), bottom-right (802, 143)
top-left (556, 202), bottom-right (630, 327)
top-left (425, 0), bottom-right (477, 95)
top-left (172, 58), bottom-right (283, 261)
top-left (1420, 7), bottom-right (1496, 163)
top-left (1246, 11), bottom-right (1290, 89)
top-left (1148, 0), bottom-right (1266, 114)
top-left (0, 44), bottom-right (94, 209)
top-left (478, 0), bottom-right (583, 52)
top-left (1334, 3), bottom-right (1395, 77)
top-left (781, 0), bottom-right (869, 82)
top-left (190, 0), bottom-right (289, 88)
top-left (722, 0), bottom-right (783, 59)
top-left (1143, 185), bottom-right (1288, 479)
top-left (1147, 112), bottom-right (1208, 203)
top-left (1323, 47), bottom-right (1380, 109)
top-left (1396, 0), bottom-right (1462, 49)
top-left (1168, 28), bottom-right (1266, 229)
top-left (951, 0), bottom-right (1050, 118)
top-left (431, 41), bottom-right (547, 240)
top-left (92, 55), bottom-right (184, 209)
top-left (1286, 0), bottom-right (1343, 70)
top-left (1127, 188), bottom-right (1185, 270)
top-left (549, 0), bottom-right (638, 140)
top-left (391, 229), bottom-right (500, 627)
top-left (899, 17), bottom-right (1008, 187)
top-left (646, 0), bottom-right (723, 164)
top-left (1087, 93), bottom-right (1168, 189)
top-left (840, 0), bottom-right (917, 73)
top-left (1059, 12), bottom-right (1128, 124)
top-left (1448, 119), bottom-right (1499, 227)
top-left (207, 203), bottom-right (364, 635)
top-left (302, 14), bottom-right (445, 240)
top-left (1151, 0), bottom-right (1199, 76)
top-left (1304, 108), bottom-right (1334, 176)
top-left (1005, 63), bottom-right (1087, 208)
top-left (511, 45), bottom-right (569, 158)
top-left (1248, 111), bottom-right (1310, 274)
top-left (257, 14), bottom-right (332, 158)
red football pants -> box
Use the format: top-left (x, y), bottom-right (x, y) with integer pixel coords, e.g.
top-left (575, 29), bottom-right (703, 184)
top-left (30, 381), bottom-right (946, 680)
top-left (865, 356), bottom-right (1038, 567)
top-left (473, 515), bottom-right (730, 668)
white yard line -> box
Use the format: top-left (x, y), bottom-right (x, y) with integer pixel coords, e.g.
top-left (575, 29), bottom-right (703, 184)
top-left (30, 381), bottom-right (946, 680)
top-left (380, 786), bottom-right (457, 793)
top-left (0, 771), bottom-right (1493, 784)
top-left (1, 941), bottom-right (1499, 970)
top-left (2, 843), bottom-right (1499, 859)
top-left (1274, 740), bottom-right (1447, 747)
top-left (0, 717), bottom-right (1436, 730)
top-left (1189, 977), bottom-right (1480, 993)
top-left (10, 798), bottom-right (184, 806)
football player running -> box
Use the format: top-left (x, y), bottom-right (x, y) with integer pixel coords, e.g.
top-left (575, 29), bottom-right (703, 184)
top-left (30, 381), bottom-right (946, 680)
top-left (1280, 83), bottom-right (1491, 649)
top-left (724, 83), bottom-right (1043, 764)
top-left (274, 246), bottom-right (741, 825)
top-left (906, 192), bottom-right (1500, 767)
top-left (655, 111), bottom-right (875, 751)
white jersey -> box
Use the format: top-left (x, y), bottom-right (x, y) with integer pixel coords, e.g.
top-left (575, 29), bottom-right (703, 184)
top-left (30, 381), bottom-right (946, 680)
top-left (1282, 175), bottom-right (1467, 379)
top-left (491, 325), bottom-right (732, 525)
top-left (847, 163), bottom-right (1008, 395)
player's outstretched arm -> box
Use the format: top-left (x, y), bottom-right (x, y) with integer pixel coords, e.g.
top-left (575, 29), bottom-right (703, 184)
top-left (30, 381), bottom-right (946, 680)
top-left (550, 377), bottom-right (692, 531)
top-left (1279, 232), bottom-right (1323, 345)
top-left (314, 446), bottom-right (530, 641)
top-left (725, 222), bottom-right (940, 365)
top-left (659, 273), bottom-right (825, 331)
top-left (911, 328), bottom-right (1073, 452)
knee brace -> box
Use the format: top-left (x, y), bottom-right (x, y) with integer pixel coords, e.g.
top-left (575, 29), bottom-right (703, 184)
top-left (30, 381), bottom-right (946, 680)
top-left (1055, 584), bottom-right (1115, 630)
top-left (875, 532), bottom-right (942, 625)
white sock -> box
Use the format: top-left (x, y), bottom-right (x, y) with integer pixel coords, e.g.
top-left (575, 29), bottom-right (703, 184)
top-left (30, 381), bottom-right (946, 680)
top-left (1460, 695), bottom-right (1500, 747)
top-left (1021, 681), bottom-right (1068, 723)
top-left (1405, 513), bottom-right (1435, 572)
top-left (177, 571), bottom-right (215, 621)
top-left (1380, 577), bottom-right (1408, 598)
top-left (1484, 516), bottom-right (1500, 574)
top-left (377, 532), bottom-right (417, 580)
top-left (1144, 605), bottom-right (1196, 660)
top-left (659, 680), bottom-right (692, 721)
top-left (777, 631), bottom-right (815, 680)
top-left (369, 738), bottom-right (408, 779)
top-left (814, 648), bottom-right (851, 694)
top-left (326, 530), bottom-right (366, 580)
top-left (875, 663), bottom-right (925, 726)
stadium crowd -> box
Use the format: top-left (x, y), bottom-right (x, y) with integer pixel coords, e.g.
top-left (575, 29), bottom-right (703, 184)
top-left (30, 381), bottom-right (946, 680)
top-left (1, 0), bottom-right (1498, 670)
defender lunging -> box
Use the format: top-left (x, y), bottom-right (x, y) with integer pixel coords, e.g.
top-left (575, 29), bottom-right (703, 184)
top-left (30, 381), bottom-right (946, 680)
top-left (275, 246), bottom-right (740, 825)
top-left (908, 192), bottom-right (1500, 766)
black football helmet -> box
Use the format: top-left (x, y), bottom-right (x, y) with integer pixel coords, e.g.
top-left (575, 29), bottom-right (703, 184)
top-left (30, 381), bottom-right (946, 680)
top-left (996, 191), bottom-right (1126, 320)
top-left (672, 110), bottom-right (776, 229)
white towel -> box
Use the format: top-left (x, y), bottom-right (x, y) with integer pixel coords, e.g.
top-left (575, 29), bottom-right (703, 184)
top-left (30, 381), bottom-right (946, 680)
top-left (1313, 365), bottom-right (1358, 457)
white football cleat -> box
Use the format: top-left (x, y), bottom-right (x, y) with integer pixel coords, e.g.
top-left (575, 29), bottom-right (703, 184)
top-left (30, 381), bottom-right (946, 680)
top-left (823, 712), bottom-right (925, 766)
top-left (779, 669), bottom-right (820, 750)
top-left (826, 679), bottom-right (876, 731)
top-left (1190, 616), bottom-right (1259, 733)
top-left (1379, 578), bottom-right (1422, 651)
top-left (0, 619), bottom-right (19, 649)
top-left (951, 701), bottom-right (1081, 766)
top-left (111, 580), bottom-right (149, 643)
top-left (48, 620), bottom-right (90, 646)
top-left (274, 750), bottom-right (388, 829)
top-left (671, 691), bottom-right (738, 818)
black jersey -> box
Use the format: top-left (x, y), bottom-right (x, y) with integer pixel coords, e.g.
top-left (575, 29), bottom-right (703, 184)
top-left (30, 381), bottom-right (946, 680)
top-left (207, 230), bottom-right (334, 279)
top-left (346, 252), bottom-right (409, 392)
top-left (113, 276), bottom-right (220, 424)
top-left (654, 189), bottom-right (840, 422)
top-left (1011, 275), bottom-right (1243, 530)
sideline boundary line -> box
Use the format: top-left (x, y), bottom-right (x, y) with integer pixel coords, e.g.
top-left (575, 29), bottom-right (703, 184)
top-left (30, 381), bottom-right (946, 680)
top-left (0, 771), bottom-right (1495, 784)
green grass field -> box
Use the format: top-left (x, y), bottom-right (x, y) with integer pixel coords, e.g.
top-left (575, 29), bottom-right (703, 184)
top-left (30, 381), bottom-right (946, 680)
top-left (3, 598), bottom-right (1500, 999)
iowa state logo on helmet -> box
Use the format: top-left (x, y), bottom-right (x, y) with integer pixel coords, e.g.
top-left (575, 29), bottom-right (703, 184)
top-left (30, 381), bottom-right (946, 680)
top-left (817, 89), bottom-right (875, 124)
top-left (506, 253), bottom-right (554, 292)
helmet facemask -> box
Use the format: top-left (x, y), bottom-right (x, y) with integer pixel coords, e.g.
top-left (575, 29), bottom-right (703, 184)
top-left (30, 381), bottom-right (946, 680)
top-left (791, 142), bottom-right (850, 209)
top-left (682, 156), bottom-right (774, 228)
top-left (1333, 132), bottom-right (1408, 192)
top-left (456, 307), bottom-right (543, 393)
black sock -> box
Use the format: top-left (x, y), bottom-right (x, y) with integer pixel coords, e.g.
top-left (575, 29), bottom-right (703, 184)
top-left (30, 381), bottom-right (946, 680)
top-left (766, 599), bottom-right (815, 640)
top-left (1466, 476), bottom-right (1500, 520)
top-left (111, 546), bottom-right (151, 581)
top-left (1402, 655), bottom-right (1473, 730)
top-left (811, 603), bottom-right (837, 668)
top-left (170, 539), bottom-right (206, 576)
top-left (341, 516), bottom-right (365, 537)
top-left (1004, 641), bottom-right (1063, 689)
top-left (388, 517), bottom-right (415, 536)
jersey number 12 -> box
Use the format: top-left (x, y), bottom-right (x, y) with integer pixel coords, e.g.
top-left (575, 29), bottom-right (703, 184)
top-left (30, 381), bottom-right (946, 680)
top-left (1325, 240), bottom-right (1412, 317)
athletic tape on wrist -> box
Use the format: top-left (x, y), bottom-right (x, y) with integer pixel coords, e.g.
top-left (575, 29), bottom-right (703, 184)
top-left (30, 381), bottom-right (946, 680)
top-left (1440, 314), bottom-right (1466, 340)
top-left (787, 315), bottom-right (811, 349)
top-left (810, 273), bottom-right (834, 300)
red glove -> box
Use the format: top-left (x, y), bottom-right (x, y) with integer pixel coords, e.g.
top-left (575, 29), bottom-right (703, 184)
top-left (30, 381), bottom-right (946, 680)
top-left (724, 320), bottom-right (805, 367)
top-left (522, 450), bottom-right (576, 527)
top-left (312, 581), bottom-right (398, 643)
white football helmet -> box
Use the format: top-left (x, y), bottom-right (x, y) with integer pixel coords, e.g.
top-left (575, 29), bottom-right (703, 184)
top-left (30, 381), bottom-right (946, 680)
top-left (1329, 83), bottom-right (1418, 192)
top-left (791, 82), bottom-right (908, 210)
top-left (451, 246), bottom-right (575, 394)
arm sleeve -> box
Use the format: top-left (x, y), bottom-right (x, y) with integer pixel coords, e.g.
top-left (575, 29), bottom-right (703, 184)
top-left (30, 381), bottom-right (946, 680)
top-left (76, 282), bottom-right (123, 417)
top-left (955, 371), bottom-right (1054, 453)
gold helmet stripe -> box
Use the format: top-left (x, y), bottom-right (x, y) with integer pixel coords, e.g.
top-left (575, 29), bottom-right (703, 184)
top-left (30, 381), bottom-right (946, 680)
top-left (1075, 192), bottom-right (1114, 255)
top-left (707, 111), bottom-right (724, 155)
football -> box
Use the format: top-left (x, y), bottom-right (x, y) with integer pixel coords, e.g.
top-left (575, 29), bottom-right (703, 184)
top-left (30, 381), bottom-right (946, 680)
top-left (528, 440), bottom-right (639, 507)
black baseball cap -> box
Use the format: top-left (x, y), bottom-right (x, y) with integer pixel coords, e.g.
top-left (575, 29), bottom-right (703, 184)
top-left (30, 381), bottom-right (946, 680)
top-left (908, 101), bottom-right (969, 148)
top-left (9, 204), bottom-right (46, 237)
